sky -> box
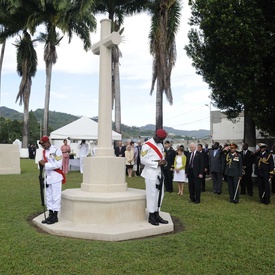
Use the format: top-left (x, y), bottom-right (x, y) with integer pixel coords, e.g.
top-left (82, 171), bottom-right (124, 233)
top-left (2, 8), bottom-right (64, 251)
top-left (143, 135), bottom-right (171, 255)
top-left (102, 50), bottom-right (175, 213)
top-left (0, 2), bottom-right (214, 131)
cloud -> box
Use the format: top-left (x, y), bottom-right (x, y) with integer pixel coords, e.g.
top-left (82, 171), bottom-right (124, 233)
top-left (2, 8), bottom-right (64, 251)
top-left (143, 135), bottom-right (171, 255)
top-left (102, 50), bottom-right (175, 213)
top-left (0, 5), bottom-right (212, 131)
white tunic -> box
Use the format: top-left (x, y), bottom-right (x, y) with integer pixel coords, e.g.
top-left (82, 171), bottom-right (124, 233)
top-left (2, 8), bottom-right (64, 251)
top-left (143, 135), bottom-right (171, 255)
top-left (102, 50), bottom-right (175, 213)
top-left (43, 145), bottom-right (63, 211)
top-left (140, 138), bottom-right (164, 180)
top-left (44, 145), bottom-right (63, 184)
top-left (140, 138), bottom-right (165, 213)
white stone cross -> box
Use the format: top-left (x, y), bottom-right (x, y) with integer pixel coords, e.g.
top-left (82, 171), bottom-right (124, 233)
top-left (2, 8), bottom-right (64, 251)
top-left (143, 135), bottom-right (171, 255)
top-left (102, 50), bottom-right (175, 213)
top-left (92, 19), bottom-right (121, 157)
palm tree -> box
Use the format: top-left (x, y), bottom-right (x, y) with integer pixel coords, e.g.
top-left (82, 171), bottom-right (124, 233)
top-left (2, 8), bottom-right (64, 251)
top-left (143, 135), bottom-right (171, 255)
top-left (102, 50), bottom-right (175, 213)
top-left (94, 0), bottom-right (148, 134)
top-left (27, 0), bottom-right (97, 135)
top-left (14, 30), bottom-right (37, 148)
top-left (0, 0), bottom-right (30, 118)
top-left (0, 0), bottom-right (39, 143)
top-left (147, 0), bottom-right (181, 130)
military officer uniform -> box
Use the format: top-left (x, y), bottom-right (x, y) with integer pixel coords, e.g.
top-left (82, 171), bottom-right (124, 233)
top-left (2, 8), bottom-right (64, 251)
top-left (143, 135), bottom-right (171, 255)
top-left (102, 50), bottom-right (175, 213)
top-left (240, 143), bottom-right (255, 196)
top-left (224, 143), bottom-right (243, 203)
top-left (254, 143), bottom-right (274, 204)
top-left (141, 129), bottom-right (169, 226)
top-left (39, 136), bottom-right (65, 224)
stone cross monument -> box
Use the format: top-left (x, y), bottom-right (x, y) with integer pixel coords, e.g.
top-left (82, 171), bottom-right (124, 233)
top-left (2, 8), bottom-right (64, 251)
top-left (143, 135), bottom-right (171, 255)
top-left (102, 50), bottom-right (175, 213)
top-left (33, 19), bottom-right (173, 241)
top-left (91, 19), bottom-right (120, 157)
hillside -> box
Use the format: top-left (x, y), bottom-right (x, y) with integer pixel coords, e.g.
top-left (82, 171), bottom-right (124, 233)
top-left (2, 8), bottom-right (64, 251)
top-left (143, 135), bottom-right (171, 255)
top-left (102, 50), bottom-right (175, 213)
top-left (0, 106), bottom-right (210, 138)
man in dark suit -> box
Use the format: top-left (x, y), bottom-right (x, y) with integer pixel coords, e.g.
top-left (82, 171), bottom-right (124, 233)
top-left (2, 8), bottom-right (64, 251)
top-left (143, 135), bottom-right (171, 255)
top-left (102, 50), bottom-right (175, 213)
top-left (197, 144), bottom-right (208, 192)
top-left (240, 143), bottom-right (254, 196)
top-left (135, 140), bottom-right (142, 176)
top-left (254, 143), bottom-right (274, 204)
top-left (163, 141), bottom-right (176, 192)
top-left (208, 142), bottom-right (224, 194)
top-left (114, 141), bottom-right (126, 157)
top-left (186, 143), bottom-right (204, 204)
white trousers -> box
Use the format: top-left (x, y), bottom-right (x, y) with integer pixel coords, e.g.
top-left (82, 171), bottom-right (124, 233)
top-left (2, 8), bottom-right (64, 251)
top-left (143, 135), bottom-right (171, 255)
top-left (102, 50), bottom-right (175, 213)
top-left (46, 181), bottom-right (62, 212)
top-left (79, 156), bottom-right (84, 173)
top-left (145, 178), bottom-right (164, 213)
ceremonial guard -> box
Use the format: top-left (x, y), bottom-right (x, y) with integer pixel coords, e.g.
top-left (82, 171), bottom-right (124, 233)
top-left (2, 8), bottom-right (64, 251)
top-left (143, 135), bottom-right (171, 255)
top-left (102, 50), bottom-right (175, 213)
top-left (140, 129), bottom-right (169, 226)
top-left (163, 141), bottom-right (176, 192)
top-left (240, 143), bottom-right (254, 196)
top-left (224, 143), bottom-right (243, 203)
top-left (39, 136), bottom-right (65, 224)
top-left (254, 143), bottom-right (274, 204)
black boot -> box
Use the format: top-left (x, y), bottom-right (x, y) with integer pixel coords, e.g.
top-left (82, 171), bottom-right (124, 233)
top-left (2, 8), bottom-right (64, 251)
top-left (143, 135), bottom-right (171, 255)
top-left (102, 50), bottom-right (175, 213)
top-left (148, 213), bottom-right (159, 226)
top-left (155, 212), bottom-right (168, 224)
top-left (42, 210), bottom-right (53, 224)
top-left (47, 211), bottom-right (58, 224)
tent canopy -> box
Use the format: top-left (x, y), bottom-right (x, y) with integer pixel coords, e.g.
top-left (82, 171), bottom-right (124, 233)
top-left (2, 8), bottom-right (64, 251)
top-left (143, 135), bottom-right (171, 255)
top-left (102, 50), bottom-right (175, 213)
top-left (50, 116), bottom-right (121, 140)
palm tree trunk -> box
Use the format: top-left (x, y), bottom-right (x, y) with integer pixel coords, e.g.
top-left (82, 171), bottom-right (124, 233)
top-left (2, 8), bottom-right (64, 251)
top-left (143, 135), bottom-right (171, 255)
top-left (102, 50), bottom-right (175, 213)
top-left (22, 78), bottom-right (31, 148)
top-left (43, 61), bottom-right (52, 136)
top-left (155, 79), bottom-right (163, 130)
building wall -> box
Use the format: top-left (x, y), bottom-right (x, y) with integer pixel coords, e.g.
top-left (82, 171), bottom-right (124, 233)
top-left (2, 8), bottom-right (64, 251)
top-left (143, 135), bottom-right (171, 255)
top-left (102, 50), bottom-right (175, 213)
top-left (212, 110), bottom-right (274, 148)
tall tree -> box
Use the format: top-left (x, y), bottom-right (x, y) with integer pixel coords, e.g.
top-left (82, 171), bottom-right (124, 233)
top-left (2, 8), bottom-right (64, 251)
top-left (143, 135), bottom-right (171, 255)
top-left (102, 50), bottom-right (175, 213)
top-left (14, 30), bottom-right (37, 147)
top-left (94, 0), bottom-right (148, 134)
top-left (185, 0), bottom-right (275, 140)
top-left (147, 0), bottom-right (181, 130)
top-left (17, 0), bottom-right (96, 136)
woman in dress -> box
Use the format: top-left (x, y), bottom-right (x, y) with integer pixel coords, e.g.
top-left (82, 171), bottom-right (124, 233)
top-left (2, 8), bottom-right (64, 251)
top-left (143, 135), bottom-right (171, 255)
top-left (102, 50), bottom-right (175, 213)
top-left (60, 139), bottom-right (71, 174)
top-left (173, 147), bottom-right (187, 195)
top-left (125, 145), bottom-right (134, 178)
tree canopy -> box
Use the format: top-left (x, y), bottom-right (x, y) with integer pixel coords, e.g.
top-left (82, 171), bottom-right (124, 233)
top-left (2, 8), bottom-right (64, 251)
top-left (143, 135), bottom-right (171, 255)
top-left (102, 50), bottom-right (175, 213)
top-left (185, 0), bottom-right (275, 135)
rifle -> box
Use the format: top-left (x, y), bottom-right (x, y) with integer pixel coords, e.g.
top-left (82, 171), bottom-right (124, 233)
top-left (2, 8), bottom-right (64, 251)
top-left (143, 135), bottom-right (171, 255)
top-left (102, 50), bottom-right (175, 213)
top-left (157, 165), bottom-right (165, 211)
top-left (38, 163), bottom-right (46, 220)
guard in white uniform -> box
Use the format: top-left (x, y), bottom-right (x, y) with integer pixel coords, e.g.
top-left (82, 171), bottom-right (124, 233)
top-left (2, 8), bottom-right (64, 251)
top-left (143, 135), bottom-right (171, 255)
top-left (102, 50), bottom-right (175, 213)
top-left (78, 140), bottom-right (89, 174)
top-left (39, 136), bottom-right (65, 224)
top-left (141, 129), bottom-right (169, 226)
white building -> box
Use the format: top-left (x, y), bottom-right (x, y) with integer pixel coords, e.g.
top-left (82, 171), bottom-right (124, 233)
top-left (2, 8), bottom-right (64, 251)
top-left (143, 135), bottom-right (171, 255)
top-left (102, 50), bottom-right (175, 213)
top-left (211, 110), bottom-right (274, 148)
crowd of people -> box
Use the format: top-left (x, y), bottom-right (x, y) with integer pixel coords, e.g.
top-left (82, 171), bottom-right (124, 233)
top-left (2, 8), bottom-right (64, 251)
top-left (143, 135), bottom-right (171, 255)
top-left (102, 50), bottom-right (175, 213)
top-left (37, 132), bottom-right (274, 227)
top-left (115, 134), bottom-right (275, 226)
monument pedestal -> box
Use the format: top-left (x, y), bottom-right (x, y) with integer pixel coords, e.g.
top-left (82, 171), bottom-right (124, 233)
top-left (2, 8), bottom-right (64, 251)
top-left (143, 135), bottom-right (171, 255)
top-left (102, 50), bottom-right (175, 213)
top-left (33, 157), bottom-right (174, 241)
top-left (81, 156), bottom-right (126, 192)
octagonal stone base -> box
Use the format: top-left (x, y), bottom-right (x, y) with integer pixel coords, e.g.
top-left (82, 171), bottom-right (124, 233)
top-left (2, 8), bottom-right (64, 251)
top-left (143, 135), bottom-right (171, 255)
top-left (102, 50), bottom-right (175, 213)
top-left (32, 188), bottom-right (174, 241)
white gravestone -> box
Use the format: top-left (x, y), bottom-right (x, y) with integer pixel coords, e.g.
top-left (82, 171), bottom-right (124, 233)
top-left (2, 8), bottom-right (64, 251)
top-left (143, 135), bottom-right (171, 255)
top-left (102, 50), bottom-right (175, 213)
top-left (0, 144), bottom-right (20, 174)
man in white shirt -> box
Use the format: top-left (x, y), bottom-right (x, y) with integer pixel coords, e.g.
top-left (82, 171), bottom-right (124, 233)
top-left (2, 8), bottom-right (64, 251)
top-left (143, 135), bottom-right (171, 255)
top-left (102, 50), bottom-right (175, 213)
top-left (78, 140), bottom-right (89, 174)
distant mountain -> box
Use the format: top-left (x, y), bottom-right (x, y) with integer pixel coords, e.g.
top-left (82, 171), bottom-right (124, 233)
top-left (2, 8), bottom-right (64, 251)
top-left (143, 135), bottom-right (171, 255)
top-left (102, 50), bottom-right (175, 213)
top-left (0, 106), bottom-right (209, 138)
top-left (0, 106), bottom-right (23, 120)
top-left (141, 124), bottom-right (209, 139)
top-left (0, 106), bottom-right (79, 130)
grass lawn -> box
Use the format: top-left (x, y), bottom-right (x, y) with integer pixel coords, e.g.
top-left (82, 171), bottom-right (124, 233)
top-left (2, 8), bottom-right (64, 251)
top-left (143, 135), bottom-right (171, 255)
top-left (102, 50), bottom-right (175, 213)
top-left (1, 159), bottom-right (275, 275)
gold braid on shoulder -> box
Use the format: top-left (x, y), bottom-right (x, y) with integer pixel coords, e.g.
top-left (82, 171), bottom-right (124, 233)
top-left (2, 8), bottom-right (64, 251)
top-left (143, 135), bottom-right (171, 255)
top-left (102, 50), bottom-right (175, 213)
top-left (258, 154), bottom-right (271, 168)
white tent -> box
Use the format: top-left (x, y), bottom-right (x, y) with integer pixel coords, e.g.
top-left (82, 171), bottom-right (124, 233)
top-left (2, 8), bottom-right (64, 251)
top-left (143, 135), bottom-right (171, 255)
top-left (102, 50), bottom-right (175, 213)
top-left (50, 116), bottom-right (121, 140)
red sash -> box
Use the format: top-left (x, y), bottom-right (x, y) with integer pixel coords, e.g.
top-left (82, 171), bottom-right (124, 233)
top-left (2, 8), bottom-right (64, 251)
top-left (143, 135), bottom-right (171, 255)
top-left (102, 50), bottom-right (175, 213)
top-left (145, 141), bottom-right (163, 160)
top-left (43, 150), bottom-right (66, 184)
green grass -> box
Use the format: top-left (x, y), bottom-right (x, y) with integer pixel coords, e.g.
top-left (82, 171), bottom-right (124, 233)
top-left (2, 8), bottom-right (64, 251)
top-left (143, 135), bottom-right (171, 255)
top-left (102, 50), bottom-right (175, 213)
top-left (1, 159), bottom-right (275, 274)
